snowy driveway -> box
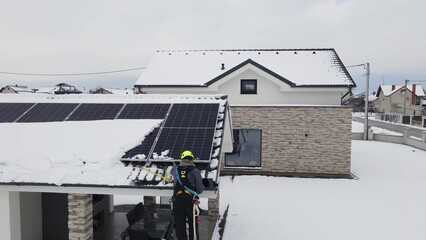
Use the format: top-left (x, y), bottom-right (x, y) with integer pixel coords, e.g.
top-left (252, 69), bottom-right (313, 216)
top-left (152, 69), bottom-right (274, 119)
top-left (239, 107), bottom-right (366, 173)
top-left (218, 140), bottom-right (426, 240)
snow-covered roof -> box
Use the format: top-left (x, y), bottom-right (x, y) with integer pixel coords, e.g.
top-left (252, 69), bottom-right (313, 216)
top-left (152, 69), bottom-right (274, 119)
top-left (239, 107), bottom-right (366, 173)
top-left (1, 85), bottom-right (34, 93)
top-left (0, 94), bottom-right (229, 189)
top-left (36, 86), bottom-right (59, 94)
top-left (378, 84), bottom-right (425, 97)
top-left (94, 88), bottom-right (134, 95)
top-left (135, 49), bottom-right (355, 87)
top-left (368, 94), bottom-right (378, 102)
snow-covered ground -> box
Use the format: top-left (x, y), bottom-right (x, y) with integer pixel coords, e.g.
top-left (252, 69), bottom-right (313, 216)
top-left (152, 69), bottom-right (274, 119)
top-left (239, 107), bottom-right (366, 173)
top-left (352, 120), bottom-right (402, 136)
top-left (113, 120), bottom-right (426, 239)
top-left (218, 140), bottom-right (426, 240)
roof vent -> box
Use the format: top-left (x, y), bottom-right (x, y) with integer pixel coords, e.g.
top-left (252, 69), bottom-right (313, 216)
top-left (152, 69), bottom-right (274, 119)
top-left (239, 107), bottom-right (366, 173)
top-left (221, 63), bottom-right (225, 70)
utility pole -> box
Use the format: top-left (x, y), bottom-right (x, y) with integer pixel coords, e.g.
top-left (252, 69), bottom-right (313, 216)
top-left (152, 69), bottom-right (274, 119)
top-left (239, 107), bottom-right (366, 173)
top-left (403, 79), bottom-right (408, 116)
top-left (346, 62), bottom-right (371, 141)
top-left (363, 63), bottom-right (370, 140)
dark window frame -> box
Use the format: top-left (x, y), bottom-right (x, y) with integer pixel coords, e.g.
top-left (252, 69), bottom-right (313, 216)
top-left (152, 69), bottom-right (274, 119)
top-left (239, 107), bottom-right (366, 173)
top-left (240, 79), bottom-right (257, 94)
top-left (225, 129), bottom-right (262, 168)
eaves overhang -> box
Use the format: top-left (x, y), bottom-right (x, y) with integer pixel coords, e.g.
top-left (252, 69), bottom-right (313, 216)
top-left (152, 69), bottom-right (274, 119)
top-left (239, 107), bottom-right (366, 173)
top-left (0, 182), bottom-right (218, 198)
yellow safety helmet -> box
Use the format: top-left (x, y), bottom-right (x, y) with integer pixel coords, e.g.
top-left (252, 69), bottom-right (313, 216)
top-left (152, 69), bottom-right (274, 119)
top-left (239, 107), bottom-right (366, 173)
top-left (180, 150), bottom-right (194, 160)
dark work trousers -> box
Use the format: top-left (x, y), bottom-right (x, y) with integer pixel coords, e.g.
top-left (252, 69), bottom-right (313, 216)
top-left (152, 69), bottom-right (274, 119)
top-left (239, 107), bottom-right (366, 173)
top-left (174, 195), bottom-right (199, 240)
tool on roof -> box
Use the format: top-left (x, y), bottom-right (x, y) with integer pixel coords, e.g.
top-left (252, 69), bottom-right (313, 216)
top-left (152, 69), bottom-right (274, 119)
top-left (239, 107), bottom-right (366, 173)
top-left (142, 166), bottom-right (173, 183)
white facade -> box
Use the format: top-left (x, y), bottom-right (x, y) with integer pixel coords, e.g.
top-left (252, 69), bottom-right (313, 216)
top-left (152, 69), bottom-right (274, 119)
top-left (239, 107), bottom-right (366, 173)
top-left (138, 63), bottom-right (350, 105)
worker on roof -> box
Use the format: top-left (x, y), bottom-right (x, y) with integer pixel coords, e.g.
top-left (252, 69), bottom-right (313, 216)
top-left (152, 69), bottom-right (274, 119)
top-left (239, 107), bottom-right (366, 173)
top-left (172, 150), bottom-right (204, 240)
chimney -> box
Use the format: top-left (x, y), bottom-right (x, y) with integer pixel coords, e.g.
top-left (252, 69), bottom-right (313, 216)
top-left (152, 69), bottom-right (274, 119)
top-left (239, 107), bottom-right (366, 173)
top-left (221, 63), bottom-right (225, 70)
top-left (412, 84), bottom-right (416, 105)
top-left (392, 85), bottom-right (395, 91)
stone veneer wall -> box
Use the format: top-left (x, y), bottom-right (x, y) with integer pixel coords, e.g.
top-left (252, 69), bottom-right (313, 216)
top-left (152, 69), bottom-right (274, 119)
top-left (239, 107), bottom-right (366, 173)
top-left (222, 106), bottom-right (352, 175)
top-left (207, 193), bottom-right (220, 221)
top-left (68, 194), bottom-right (93, 240)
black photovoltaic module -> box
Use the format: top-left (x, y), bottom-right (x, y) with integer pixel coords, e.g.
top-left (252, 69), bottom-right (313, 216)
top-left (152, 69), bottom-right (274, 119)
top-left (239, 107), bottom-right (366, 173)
top-left (164, 103), bottom-right (219, 128)
top-left (0, 103), bottom-right (35, 123)
top-left (117, 104), bottom-right (171, 119)
top-left (66, 103), bottom-right (124, 121)
top-left (17, 103), bottom-right (79, 122)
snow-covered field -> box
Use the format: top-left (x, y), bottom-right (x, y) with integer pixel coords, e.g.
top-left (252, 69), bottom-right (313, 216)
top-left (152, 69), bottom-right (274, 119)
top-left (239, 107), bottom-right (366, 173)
top-left (218, 140), bottom-right (426, 240)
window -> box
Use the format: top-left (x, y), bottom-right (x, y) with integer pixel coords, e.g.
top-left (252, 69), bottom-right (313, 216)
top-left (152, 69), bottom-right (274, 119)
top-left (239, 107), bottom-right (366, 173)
top-left (416, 96), bottom-right (421, 105)
top-left (241, 79), bottom-right (257, 94)
top-left (225, 129), bottom-right (261, 167)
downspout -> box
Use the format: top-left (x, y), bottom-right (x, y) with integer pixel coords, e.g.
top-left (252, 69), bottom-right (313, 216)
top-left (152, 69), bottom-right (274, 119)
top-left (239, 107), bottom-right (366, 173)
top-left (341, 85), bottom-right (353, 105)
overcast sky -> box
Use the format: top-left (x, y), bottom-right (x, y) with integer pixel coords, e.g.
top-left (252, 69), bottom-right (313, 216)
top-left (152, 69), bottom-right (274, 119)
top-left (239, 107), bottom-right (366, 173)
top-left (1, 0), bottom-right (425, 93)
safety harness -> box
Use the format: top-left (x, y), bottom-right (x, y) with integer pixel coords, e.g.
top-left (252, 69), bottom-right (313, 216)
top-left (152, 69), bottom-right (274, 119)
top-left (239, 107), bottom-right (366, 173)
top-left (174, 166), bottom-right (199, 197)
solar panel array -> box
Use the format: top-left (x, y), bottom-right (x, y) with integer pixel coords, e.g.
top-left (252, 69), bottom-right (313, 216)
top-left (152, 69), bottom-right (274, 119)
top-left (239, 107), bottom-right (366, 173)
top-left (122, 103), bottom-right (220, 162)
top-left (0, 102), bottom-right (221, 162)
top-left (0, 103), bottom-right (174, 122)
top-left (0, 101), bottom-right (225, 186)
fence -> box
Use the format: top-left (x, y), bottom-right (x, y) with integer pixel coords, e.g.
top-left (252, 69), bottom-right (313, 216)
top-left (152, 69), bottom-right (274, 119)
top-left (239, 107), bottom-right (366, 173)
top-left (352, 129), bottom-right (426, 151)
top-left (375, 113), bottom-right (426, 128)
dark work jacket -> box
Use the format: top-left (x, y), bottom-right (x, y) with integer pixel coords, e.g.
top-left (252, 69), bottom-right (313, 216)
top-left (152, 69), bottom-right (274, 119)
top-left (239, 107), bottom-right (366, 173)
top-left (172, 160), bottom-right (204, 195)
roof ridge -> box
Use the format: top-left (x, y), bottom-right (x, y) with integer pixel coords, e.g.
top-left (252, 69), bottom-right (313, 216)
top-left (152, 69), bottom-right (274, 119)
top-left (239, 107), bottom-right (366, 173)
top-left (157, 48), bottom-right (335, 53)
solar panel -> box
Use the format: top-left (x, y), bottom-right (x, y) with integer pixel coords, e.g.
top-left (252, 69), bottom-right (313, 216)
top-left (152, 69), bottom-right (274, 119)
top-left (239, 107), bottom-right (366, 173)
top-left (0, 103), bottom-right (35, 123)
top-left (152, 128), bottom-right (216, 161)
top-left (17, 103), bottom-right (79, 122)
top-left (164, 103), bottom-right (219, 128)
top-left (122, 103), bottom-right (220, 162)
top-left (122, 128), bottom-right (159, 159)
top-left (117, 104), bottom-right (170, 119)
top-left (67, 103), bottom-right (124, 121)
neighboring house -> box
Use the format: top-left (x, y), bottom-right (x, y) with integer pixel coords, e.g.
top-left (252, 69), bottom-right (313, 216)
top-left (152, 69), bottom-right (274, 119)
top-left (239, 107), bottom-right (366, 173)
top-left (135, 48), bottom-right (356, 177)
top-left (36, 83), bottom-right (82, 94)
top-left (343, 92), bottom-right (377, 112)
top-left (374, 84), bottom-right (425, 116)
top-left (0, 85), bottom-right (34, 94)
top-left (0, 93), bottom-right (231, 240)
top-left (92, 87), bottom-right (134, 95)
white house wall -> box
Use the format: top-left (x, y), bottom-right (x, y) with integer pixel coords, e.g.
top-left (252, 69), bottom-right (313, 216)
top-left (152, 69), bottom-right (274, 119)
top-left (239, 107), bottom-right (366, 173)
top-left (139, 68), bottom-right (348, 105)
